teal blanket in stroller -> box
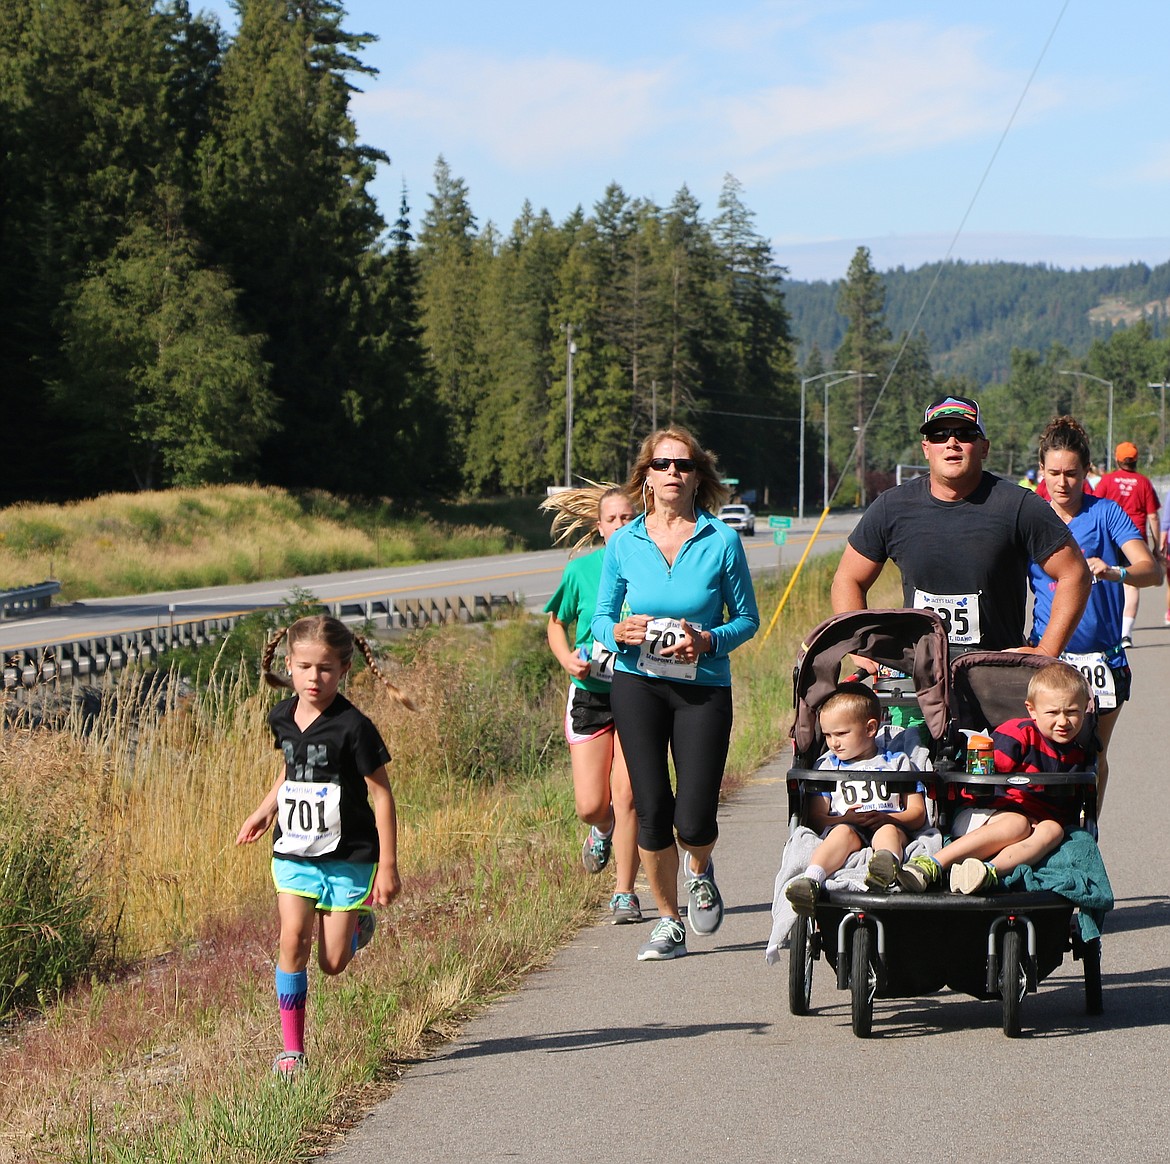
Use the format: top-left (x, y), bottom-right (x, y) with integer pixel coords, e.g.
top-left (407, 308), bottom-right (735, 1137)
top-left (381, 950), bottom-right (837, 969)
top-left (1001, 827), bottom-right (1113, 941)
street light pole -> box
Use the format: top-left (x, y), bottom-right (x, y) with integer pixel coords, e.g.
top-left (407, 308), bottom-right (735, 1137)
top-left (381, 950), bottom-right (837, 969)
top-left (799, 369), bottom-right (858, 520)
top-left (1149, 382), bottom-right (1168, 456)
top-left (822, 373), bottom-right (876, 513)
top-left (564, 325), bottom-right (576, 487)
top-left (1058, 370), bottom-right (1114, 471)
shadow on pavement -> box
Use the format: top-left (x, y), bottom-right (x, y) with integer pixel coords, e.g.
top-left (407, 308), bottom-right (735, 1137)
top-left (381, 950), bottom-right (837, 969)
top-left (436, 1020), bottom-right (771, 1061)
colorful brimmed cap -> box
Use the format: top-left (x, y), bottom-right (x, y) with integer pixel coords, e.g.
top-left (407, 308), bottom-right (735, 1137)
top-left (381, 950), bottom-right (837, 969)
top-left (920, 395), bottom-right (985, 436)
top-left (1115, 441), bottom-right (1138, 461)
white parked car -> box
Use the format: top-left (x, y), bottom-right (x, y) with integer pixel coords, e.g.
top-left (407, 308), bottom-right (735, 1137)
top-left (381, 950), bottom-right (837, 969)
top-left (716, 503), bottom-right (755, 536)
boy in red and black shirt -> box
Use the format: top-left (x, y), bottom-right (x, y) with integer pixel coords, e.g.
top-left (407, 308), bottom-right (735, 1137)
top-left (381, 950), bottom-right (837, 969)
top-left (897, 663), bottom-right (1092, 895)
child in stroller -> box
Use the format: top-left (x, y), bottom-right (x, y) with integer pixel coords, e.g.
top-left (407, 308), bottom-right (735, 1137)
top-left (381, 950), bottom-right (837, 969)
top-left (898, 661), bottom-right (1093, 895)
top-left (784, 682), bottom-right (926, 913)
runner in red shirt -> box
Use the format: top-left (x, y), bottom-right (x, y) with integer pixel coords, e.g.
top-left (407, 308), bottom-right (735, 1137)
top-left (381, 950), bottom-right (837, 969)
top-left (1094, 441), bottom-right (1162, 647)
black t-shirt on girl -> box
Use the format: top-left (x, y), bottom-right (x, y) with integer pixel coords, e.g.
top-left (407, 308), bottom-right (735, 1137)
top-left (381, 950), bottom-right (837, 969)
top-left (268, 694), bottom-right (391, 864)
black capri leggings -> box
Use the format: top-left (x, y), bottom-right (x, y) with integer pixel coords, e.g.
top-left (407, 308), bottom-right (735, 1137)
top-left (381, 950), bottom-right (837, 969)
top-left (610, 670), bottom-right (734, 851)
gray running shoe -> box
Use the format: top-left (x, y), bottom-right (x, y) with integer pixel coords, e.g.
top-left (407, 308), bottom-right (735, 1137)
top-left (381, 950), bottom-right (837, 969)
top-left (865, 850), bottom-right (901, 892)
top-left (682, 852), bottom-right (724, 936)
top-left (784, 876), bottom-right (822, 914)
top-left (636, 917), bottom-right (687, 960)
top-left (581, 828), bottom-right (612, 874)
top-left (609, 892), bottom-right (643, 924)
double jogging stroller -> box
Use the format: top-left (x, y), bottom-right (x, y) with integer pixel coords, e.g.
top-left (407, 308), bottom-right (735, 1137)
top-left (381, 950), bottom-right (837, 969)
top-left (766, 608), bottom-right (1112, 1038)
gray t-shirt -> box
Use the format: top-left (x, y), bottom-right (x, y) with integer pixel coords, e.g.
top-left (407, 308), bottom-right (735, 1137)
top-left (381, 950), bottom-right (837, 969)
top-left (848, 473), bottom-right (1072, 651)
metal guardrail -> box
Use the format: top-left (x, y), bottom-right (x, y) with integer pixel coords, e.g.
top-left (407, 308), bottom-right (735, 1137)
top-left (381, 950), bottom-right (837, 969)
top-left (0, 580), bottom-right (61, 621)
top-left (1, 588), bottom-right (521, 690)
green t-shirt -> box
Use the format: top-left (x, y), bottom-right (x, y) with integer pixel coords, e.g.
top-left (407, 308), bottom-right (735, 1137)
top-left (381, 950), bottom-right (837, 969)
top-left (544, 548), bottom-right (610, 693)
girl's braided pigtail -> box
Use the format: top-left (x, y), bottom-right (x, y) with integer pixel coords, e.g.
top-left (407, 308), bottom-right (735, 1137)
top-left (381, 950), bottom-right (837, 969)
top-left (354, 634), bottom-right (416, 711)
top-left (261, 626), bottom-right (293, 690)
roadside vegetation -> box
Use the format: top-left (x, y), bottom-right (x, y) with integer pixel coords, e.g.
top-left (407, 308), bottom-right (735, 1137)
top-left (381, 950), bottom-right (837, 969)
top-left (0, 485), bottom-right (553, 600)
top-left (0, 546), bottom-right (898, 1163)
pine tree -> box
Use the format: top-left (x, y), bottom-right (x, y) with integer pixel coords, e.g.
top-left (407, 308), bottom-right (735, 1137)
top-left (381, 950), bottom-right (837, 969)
top-left (835, 247), bottom-right (892, 505)
top-left (195, 0), bottom-right (388, 491)
top-left (52, 204), bottom-right (275, 489)
top-left (417, 156), bottom-right (483, 483)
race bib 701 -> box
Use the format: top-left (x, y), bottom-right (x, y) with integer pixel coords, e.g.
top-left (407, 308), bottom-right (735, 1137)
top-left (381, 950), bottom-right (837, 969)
top-left (274, 780), bottom-right (342, 857)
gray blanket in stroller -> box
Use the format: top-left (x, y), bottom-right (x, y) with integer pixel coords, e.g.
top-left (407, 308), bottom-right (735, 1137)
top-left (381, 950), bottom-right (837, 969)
top-left (1001, 827), bottom-right (1114, 941)
top-left (764, 827), bottom-right (943, 965)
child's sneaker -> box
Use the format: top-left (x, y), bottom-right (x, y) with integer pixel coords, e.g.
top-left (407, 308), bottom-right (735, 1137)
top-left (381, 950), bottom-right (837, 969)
top-left (950, 857), bottom-right (998, 895)
top-left (636, 917), bottom-right (687, 961)
top-left (272, 1050), bottom-right (306, 1080)
top-left (865, 850), bottom-right (901, 892)
top-left (897, 854), bottom-right (941, 893)
top-left (352, 910), bottom-right (376, 954)
top-left (581, 827), bottom-right (612, 873)
top-left (784, 876), bottom-right (822, 914)
top-left (609, 892), bottom-right (643, 924)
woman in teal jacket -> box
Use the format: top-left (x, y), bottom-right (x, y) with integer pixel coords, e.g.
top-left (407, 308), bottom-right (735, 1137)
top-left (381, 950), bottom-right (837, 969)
top-left (592, 427), bottom-right (759, 961)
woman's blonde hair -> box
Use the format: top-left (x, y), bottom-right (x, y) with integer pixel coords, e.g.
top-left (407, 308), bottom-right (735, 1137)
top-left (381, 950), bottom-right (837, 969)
top-left (625, 426), bottom-right (729, 516)
top-left (539, 481), bottom-right (633, 550)
top-left (261, 614), bottom-right (415, 710)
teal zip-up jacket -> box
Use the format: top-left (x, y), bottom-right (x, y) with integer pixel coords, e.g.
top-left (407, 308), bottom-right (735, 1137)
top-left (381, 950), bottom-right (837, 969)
top-left (591, 510), bottom-right (759, 686)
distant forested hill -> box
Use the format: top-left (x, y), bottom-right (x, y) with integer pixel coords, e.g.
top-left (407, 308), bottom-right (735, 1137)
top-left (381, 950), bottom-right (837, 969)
top-left (784, 259), bottom-right (1170, 385)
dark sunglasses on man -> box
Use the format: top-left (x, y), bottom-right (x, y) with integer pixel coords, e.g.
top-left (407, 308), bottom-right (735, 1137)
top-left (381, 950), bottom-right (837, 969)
top-left (924, 428), bottom-right (983, 445)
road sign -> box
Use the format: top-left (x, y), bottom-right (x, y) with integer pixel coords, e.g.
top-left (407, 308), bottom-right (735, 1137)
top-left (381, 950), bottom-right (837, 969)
top-left (768, 516), bottom-right (792, 529)
top-left (773, 531), bottom-right (788, 545)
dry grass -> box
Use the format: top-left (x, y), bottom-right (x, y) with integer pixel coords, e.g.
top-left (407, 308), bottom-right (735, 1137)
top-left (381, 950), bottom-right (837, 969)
top-left (0, 540), bottom-right (898, 1163)
top-left (0, 485), bottom-right (521, 600)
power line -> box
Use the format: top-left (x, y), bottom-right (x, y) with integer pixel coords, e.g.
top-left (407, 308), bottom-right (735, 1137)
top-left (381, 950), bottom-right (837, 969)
top-left (827, 0), bottom-right (1072, 508)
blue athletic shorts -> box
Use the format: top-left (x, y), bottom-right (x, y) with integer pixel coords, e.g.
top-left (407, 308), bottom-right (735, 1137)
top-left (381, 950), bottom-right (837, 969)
top-left (271, 857), bottom-right (376, 911)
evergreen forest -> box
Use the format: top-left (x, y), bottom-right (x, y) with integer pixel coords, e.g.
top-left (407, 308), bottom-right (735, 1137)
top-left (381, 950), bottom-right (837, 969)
top-left (4, 0), bottom-right (1170, 512)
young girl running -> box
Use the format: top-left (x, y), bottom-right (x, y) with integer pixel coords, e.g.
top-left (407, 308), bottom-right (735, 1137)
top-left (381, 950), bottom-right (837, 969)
top-left (236, 614), bottom-right (413, 1077)
top-left (542, 485), bottom-right (642, 923)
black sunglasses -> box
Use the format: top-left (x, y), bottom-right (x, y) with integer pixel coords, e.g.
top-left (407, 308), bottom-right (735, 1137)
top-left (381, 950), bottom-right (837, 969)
top-left (924, 427), bottom-right (983, 444)
top-left (648, 456), bottom-right (697, 472)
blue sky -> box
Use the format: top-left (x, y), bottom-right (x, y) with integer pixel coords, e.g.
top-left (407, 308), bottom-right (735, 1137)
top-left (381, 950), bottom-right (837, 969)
top-left (204, 1), bottom-right (1170, 282)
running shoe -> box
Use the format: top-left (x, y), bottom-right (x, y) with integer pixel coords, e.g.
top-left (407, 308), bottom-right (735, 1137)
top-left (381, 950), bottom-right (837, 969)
top-left (1120, 635), bottom-right (1134, 649)
top-left (636, 917), bottom-right (687, 961)
top-left (784, 876), bottom-right (822, 914)
top-left (581, 828), bottom-right (612, 874)
top-left (1164, 610), bottom-right (1170, 626)
top-left (682, 853), bottom-right (724, 935)
top-left (353, 910), bottom-right (376, 954)
top-left (865, 850), bottom-right (901, 892)
top-left (272, 1050), bottom-right (306, 1079)
top-left (896, 854), bottom-right (942, 893)
top-left (609, 892), bottom-right (643, 924)
top-left (949, 857), bottom-right (999, 895)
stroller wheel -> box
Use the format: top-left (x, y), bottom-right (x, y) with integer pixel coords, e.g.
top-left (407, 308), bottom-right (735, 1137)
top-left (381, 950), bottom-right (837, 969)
top-left (788, 914), bottom-right (814, 1016)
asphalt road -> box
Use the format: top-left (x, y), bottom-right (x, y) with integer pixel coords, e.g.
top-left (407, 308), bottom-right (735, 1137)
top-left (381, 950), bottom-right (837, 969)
top-left (326, 609), bottom-right (1170, 1164)
top-left (0, 515), bottom-right (855, 655)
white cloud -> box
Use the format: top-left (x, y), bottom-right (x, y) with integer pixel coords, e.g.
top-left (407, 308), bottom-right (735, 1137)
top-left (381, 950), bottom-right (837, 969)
top-left (711, 21), bottom-right (1066, 176)
top-left (1126, 142), bottom-right (1170, 185)
top-left (353, 51), bottom-right (674, 171)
